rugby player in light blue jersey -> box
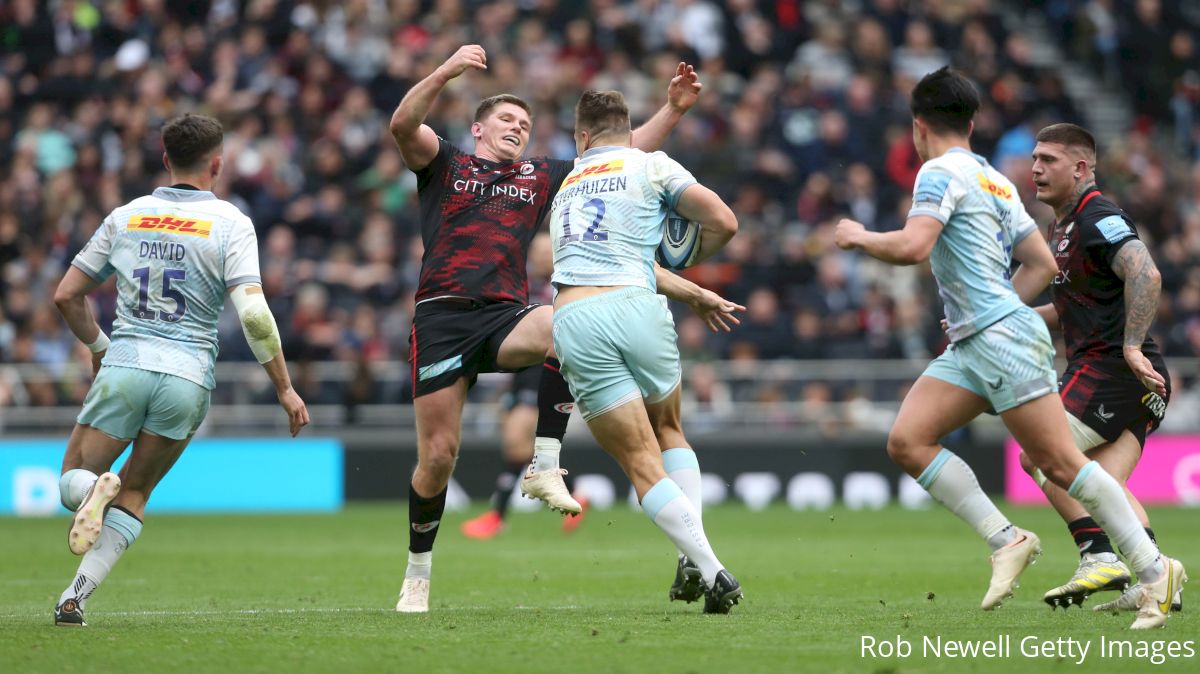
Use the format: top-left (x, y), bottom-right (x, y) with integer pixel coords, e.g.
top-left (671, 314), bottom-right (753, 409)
top-left (51, 114), bottom-right (310, 627)
top-left (549, 90), bottom-right (743, 613)
top-left (834, 67), bottom-right (1184, 629)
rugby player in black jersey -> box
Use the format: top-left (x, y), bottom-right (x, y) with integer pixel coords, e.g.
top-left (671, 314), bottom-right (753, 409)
top-left (388, 45), bottom-right (710, 612)
top-left (1022, 123), bottom-right (1183, 615)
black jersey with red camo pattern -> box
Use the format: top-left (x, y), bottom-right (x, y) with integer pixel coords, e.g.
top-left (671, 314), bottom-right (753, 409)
top-left (413, 138), bottom-right (573, 304)
top-left (1047, 188), bottom-right (1164, 365)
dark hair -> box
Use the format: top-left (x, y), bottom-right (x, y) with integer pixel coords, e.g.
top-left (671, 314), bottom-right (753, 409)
top-left (909, 67), bottom-right (980, 135)
top-left (474, 94), bottom-right (532, 123)
top-left (161, 114), bottom-right (224, 172)
top-left (575, 90), bottom-right (631, 139)
top-left (1035, 123), bottom-right (1097, 157)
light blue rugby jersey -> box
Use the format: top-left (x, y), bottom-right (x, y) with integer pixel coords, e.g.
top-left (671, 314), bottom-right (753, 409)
top-left (72, 186), bottom-right (261, 390)
top-left (908, 148), bottom-right (1038, 342)
top-left (549, 146), bottom-right (696, 292)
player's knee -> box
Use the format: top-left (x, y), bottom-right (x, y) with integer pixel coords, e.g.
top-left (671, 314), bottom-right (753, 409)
top-left (885, 430), bottom-right (917, 466)
top-left (418, 434), bottom-right (460, 479)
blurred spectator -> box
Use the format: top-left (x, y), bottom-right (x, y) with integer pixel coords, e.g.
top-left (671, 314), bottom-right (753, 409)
top-left (0, 0), bottom-right (1197, 418)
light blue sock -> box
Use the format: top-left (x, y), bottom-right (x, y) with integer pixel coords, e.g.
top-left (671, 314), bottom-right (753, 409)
top-left (642, 478), bottom-right (724, 585)
top-left (662, 447), bottom-right (702, 512)
top-left (61, 508), bottom-right (143, 606)
top-left (917, 449), bottom-right (1015, 551)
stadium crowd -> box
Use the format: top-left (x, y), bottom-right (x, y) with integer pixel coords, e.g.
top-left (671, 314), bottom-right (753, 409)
top-left (1, 0), bottom-right (1198, 419)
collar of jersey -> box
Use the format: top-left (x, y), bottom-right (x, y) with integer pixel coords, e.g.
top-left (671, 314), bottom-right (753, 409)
top-left (153, 185), bottom-right (216, 202)
top-left (581, 145), bottom-right (626, 159)
top-left (945, 146), bottom-right (987, 165)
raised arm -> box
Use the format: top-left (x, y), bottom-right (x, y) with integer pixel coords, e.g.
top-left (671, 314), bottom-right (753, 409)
top-left (389, 45), bottom-right (487, 170)
top-left (54, 266), bottom-right (107, 375)
top-left (1008, 229), bottom-right (1056, 304)
top-left (630, 63), bottom-right (701, 152)
top-left (654, 264), bottom-right (745, 332)
top-left (1110, 239), bottom-right (1167, 395)
top-left (834, 215), bottom-right (943, 265)
top-left (228, 283), bottom-right (310, 436)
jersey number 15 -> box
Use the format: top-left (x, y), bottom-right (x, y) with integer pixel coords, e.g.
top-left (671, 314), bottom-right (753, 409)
top-left (132, 266), bottom-right (187, 322)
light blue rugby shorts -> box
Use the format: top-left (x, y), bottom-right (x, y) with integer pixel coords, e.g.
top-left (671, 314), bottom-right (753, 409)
top-left (78, 365), bottom-right (211, 440)
top-left (923, 305), bottom-right (1058, 413)
top-left (552, 287), bottom-right (682, 421)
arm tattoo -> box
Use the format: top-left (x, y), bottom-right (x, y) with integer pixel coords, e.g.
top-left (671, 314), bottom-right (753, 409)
top-left (1110, 239), bottom-right (1161, 349)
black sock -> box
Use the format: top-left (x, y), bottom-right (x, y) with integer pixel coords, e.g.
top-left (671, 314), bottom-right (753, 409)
top-left (535, 358), bottom-right (573, 442)
top-left (408, 484), bottom-right (447, 553)
top-left (1145, 527), bottom-right (1157, 545)
top-left (491, 460), bottom-right (526, 518)
top-left (1068, 516), bottom-right (1115, 556)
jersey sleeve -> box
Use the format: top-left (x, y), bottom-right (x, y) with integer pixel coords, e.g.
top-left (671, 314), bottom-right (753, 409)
top-left (645, 151), bottom-right (697, 209)
top-left (1084, 213), bottom-right (1139, 267)
top-left (547, 158), bottom-right (575, 197)
top-left (1010, 203), bottom-right (1038, 246)
top-left (413, 137), bottom-right (455, 191)
top-left (71, 215), bottom-right (117, 282)
top-left (223, 217), bottom-right (262, 287)
top-left (907, 162), bottom-right (963, 225)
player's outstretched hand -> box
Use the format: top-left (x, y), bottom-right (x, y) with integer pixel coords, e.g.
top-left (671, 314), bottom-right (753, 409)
top-left (278, 387), bottom-right (311, 437)
top-left (437, 45), bottom-right (487, 80)
top-left (667, 62), bottom-right (702, 113)
top-left (1123, 346), bottom-right (1168, 397)
top-left (834, 218), bottom-right (865, 250)
top-left (689, 287), bottom-right (745, 332)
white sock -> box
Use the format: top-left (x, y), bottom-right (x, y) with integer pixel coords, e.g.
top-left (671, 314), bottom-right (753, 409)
top-left (917, 449), bottom-right (1016, 551)
top-left (641, 478), bottom-right (723, 586)
top-left (59, 469), bottom-right (98, 510)
top-left (532, 437), bottom-right (560, 472)
top-left (406, 551), bottom-right (432, 580)
top-left (59, 508), bottom-right (141, 607)
top-left (1068, 461), bottom-right (1163, 581)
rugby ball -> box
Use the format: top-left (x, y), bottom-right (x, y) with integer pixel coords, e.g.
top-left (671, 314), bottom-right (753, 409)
top-left (656, 211), bottom-right (702, 270)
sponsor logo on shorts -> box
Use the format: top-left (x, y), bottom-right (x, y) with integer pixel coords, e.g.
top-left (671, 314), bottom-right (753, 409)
top-left (987, 377), bottom-right (1004, 391)
top-left (418, 355), bottom-right (463, 381)
top-left (411, 520), bottom-right (440, 533)
top-left (127, 215), bottom-right (213, 238)
top-left (553, 402), bottom-right (575, 414)
top-left (1142, 392), bottom-right (1166, 420)
top-left (1095, 404), bottom-right (1115, 422)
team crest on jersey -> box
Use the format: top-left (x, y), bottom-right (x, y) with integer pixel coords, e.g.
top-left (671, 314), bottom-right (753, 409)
top-left (976, 174), bottom-right (1013, 200)
top-left (128, 215), bottom-right (212, 238)
top-left (1057, 238), bottom-right (1070, 252)
top-left (562, 160), bottom-right (624, 187)
top-left (519, 162), bottom-right (535, 175)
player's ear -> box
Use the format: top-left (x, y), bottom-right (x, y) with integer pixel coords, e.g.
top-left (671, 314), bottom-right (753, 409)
top-left (211, 153), bottom-right (224, 180)
top-left (471, 121), bottom-right (483, 140)
top-left (162, 152), bottom-right (171, 173)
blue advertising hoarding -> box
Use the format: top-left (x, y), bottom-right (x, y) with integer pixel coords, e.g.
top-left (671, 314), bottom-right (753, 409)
top-left (0, 438), bottom-right (343, 515)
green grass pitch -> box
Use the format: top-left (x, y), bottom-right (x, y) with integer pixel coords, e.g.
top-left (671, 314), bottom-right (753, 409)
top-left (1, 504), bottom-right (1196, 673)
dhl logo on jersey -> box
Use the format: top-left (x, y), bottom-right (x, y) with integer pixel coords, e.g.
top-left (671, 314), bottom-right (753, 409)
top-left (976, 174), bottom-right (1013, 201)
top-left (127, 214), bottom-right (213, 238)
top-left (562, 160), bottom-right (624, 187)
